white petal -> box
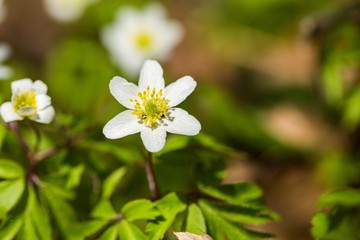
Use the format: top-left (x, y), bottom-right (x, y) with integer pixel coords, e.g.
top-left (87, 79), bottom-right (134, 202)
top-left (165, 76), bottom-right (196, 107)
top-left (0, 102), bottom-right (22, 122)
top-left (140, 126), bottom-right (167, 152)
top-left (138, 60), bottom-right (165, 91)
top-left (165, 108), bottom-right (201, 136)
top-left (11, 78), bottom-right (33, 94)
top-left (103, 110), bottom-right (142, 139)
top-left (114, 6), bottom-right (139, 24)
top-left (36, 94), bottom-right (51, 110)
top-left (109, 76), bottom-right (138, 109)
top-left (32, 106), bottom-right (55, 124)
top-left (143, 3), bottom-right (166, 21)
top-left (43, 0), bottom-right (93, 22)
top-left (32, 80), bottom-right (48, 94)
top-left (0, 43), bottom-right (11, 62)
top-left (0, 65), bottom-right (12, 79)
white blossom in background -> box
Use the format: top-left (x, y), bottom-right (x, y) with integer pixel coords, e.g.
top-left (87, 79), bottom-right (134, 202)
top-left (0, 43), bottom-right (12, 79)
top-left (101, 3), bottom-right (183, 76)
top-left (103, 60), bottom-right (201, 152)
top-left (43, 0), bottom-right (99, 23)
top-left (174, 232), bottom-right (213, 240)
top-left (0, 79), bottom-right (55, 124)
top-left (0, 0), bottom-right (6, 23)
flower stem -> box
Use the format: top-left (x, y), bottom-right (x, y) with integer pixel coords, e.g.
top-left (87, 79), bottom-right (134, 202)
top-left (7, 122), bottom-right (38, 184)
top-left (144, 151), bottom-right (160, 200)
top-left (28, 121), bottom-right (41, 152)
top-left (8, 122), bottom-right (30, 155)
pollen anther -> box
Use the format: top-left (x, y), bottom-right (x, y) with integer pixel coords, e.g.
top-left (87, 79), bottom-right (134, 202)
top-left (131, 87), bottom-right (170, 128)
top-left (13, 91), bottom-right (37, 116)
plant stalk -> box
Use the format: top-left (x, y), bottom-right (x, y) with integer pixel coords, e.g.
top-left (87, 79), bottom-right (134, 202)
top-left (144, 151), bottom-right (160, 200)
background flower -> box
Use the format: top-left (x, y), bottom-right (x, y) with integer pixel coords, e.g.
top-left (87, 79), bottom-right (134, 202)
top-left (0, 42), bottom-right (12, 80)
top-left (103, 60), bottom-right (200, 152)
top-left (43, 0), bottom-right (99, 23)
top-left (0, 78), bottom-right (55, 123)
top-left (101, 3), bottom-right (183, 76)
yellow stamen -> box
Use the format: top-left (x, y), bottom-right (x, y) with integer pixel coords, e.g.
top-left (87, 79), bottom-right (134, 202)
top-left (136, 32), bottom-right (152, 50)
top-left (130, 87), bottom-right (170, 128)
top-left (13, 91), bottom-right (37, 116)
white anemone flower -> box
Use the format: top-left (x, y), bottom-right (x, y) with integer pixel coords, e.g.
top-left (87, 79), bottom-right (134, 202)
top-left (0, 43), bottom-right (12, 79)
top-left (43, 0), bottom-right (98, 23)
top-left (103, 60), bottom-right (201, 153)
top-left (0, 79), bottom-right (55, 124)
top-left (101, 3), bottom-right (183, 76)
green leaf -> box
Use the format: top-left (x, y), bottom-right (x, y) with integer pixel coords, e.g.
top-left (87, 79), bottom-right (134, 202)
top-left (68, 220), bottom-right (109, 240)
top-left (21, 210), bottom-right (38, 240)
top-left (311, 212), bottom-right (329, 239)
top-left (91, 200), bottom-right (117, 219)
top-left (203, 201), bottom-right (279, 224)
top-left (65, 164), bottom-right (85, 189)
top-left (102, 167), bottom-right (127, 199)
top-left (156, 135), bottom-right (190, 155)
top-left (122, 199), bottom-right (161, 222)
top-left (43, 185), bottom-right (78, 239)
top-left (98, 224), bottom-right (118, 240)
top-left (80, 141), bottom-right (142, 164)
top-left (43, 182), bottom-right (75, 200)
top-left (199, 182), bottom-right (263, 206)
top-left (0, 179), bottom-right (25, 212)
top-left (118, 220), bottom-right (147, 240)
top-left (194, 133), bottom-right (236, 154)
top-left (0, 216), bottom-right (23, 240)
top-left (343, 85), bottom-right (360, 130)
top-left (220, 216), bottom-right (272, 239)
top-left (46, 39), bottom-right (114, 114)
top-left (199, 200), bottom-right (273, 239)
top-left (28, 186), bottom-right (52, 240)
top-left (0, 160), bottom-right (24, 179)
top-left (185, 203), bottom-right (207, 234)
top-left (321, 58), bottom-right (344, 105)
top-left (0, 124), bottom-right (7, 150)
top-left (319, 188), bottom-right (360, 207)
top-left (147, 192), bottom-right (187, 240)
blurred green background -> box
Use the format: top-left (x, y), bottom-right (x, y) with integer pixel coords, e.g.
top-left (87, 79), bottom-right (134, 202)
top-left (1, 0), bottom-right (360, 239)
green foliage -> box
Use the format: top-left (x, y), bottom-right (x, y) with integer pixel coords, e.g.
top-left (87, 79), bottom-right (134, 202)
top-left (0, 124), bottom-right (6, 150)
top-left (184, 203), bottom-right (206, 234)
top-left (122, 199), bottom-right (161, 221)
top-left (0, 160), bottom-right (25, 216)
top-left (311, 188), bottom-right (360, 240)
top-left (102, 167), bottom-right (127, 199)
top-left (46, 38), bottom-right (116, 120)
top-left (147, 192), bottom-right (187, 240)
top-left (195, 183), bottom-right (279, 239)
top-left (318, 151), bottom-right (360, 187)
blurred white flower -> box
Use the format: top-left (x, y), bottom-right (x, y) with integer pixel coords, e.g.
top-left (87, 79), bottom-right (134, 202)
top-left (101, 3), bottom-right (183, 76)
top-left (0, 43), bottom-right (12, 79)
top-left (103, 60), bottom-right (200, 152)
top-left (0, 0), bottom-right (6, 23)
top-left (174, 232), bottom-right (213, 240)
top-left (43, 0), bottom-right (98, 23)
top-left (0, 79), bottom-right (55, 124)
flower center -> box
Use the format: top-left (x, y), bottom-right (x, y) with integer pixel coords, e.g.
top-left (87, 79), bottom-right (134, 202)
top-left (13, 91), bottom-right (37, 116)
top-left (131, 86), bottom-right (170, 128)
top-left (135, 32), bottom-right (152, 50)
